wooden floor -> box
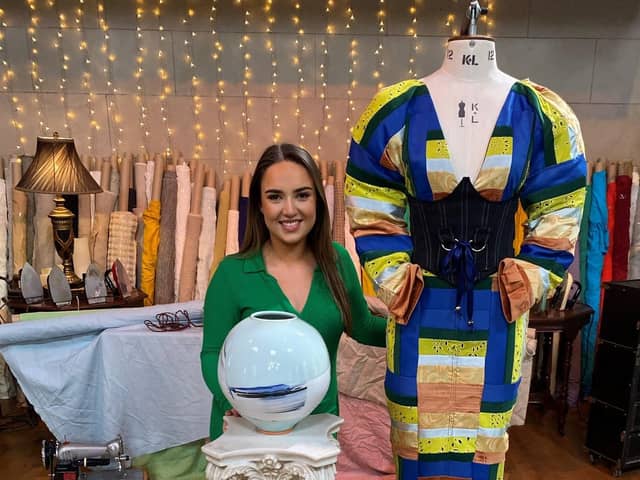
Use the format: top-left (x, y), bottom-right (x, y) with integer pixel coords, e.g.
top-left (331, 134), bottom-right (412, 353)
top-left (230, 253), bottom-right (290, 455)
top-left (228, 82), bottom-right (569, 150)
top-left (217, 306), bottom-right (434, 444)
top-left (0, 403), bottom-right (638, 479)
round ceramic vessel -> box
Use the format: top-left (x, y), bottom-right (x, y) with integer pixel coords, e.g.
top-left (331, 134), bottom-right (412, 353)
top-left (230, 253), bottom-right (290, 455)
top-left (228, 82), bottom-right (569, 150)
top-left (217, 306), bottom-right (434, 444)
top-left (218, 310), bottom-right (331, 433)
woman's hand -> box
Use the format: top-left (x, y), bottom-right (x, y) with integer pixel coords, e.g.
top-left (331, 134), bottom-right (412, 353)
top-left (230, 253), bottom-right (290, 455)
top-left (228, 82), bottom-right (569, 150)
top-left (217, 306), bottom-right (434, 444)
top-left (365, 295), bottom-right (389, 318)
top-left (222, 409), bottom-right (241, 432)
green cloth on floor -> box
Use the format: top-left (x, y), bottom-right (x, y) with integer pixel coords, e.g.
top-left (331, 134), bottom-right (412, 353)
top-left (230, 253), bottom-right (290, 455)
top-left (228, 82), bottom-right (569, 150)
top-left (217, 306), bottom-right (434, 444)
top-left (133, 439), bottom-right (207, 480)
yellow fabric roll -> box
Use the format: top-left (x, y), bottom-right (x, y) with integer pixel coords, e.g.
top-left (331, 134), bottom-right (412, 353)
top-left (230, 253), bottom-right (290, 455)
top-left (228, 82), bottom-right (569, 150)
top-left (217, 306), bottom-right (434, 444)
top-left (361, 269), bottom-right (376, 297)
top-left (209, 183), bottom-right (230, 280)
top-left (141, 200), bottom-right (161, 306)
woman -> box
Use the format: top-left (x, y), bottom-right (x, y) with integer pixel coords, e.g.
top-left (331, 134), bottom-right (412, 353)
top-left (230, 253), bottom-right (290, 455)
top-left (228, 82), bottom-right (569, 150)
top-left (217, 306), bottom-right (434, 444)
top-left (201, 143), bottom-right (387, 440)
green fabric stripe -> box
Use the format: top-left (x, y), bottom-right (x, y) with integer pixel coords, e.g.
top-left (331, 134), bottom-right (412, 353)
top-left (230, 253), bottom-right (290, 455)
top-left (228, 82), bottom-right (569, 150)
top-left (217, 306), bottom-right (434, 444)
top-left (426, 129), bottom-right (444, 141)
top-left (402, 116), bottom-right (416, 197)
top-left (504, 319), bottom-right (516, 384)
top-left (492, 125), bottom-right (513, 137)
top-left (422, 275), bottom-right (493, 290)
top-left (420, 327), bottom-right (489, 341)
top-left (361, 85), bottom-right (428, 147)
top-left (489, 463), bottom-right (500, 480)
top-left (418, 452), bottom-right (475, 463)
top-left (516, 254), bottom-right (566, 279)
top-left (346, 162), bottom-right (407, 193)
top-left (481, 398), bottom-right (517, 413)
top-left (522, 177), bottom-right (585, 208)
top-left (385, 387), bottom-right (417, 407)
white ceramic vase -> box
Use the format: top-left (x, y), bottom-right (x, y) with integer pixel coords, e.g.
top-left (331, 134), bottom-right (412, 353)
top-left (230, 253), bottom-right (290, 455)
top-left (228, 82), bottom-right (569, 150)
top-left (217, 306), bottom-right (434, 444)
top-left (218, 311), bottom-right (330, 433)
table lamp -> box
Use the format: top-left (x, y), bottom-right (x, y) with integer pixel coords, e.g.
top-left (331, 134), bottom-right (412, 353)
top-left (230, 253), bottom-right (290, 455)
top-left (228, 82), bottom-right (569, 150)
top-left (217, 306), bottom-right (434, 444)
top-left (15, 132), bottom-right (102, 287)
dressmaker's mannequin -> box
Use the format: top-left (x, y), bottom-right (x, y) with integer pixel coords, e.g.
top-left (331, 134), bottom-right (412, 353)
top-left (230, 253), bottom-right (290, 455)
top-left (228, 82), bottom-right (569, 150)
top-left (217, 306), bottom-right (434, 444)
top-left (421, 37), bottom-right (516, 182)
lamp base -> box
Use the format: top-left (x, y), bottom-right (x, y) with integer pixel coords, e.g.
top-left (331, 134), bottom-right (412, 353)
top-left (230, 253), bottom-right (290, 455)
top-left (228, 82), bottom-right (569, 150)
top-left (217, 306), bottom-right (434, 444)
top-left (49, 196), bottom-right (82, 288)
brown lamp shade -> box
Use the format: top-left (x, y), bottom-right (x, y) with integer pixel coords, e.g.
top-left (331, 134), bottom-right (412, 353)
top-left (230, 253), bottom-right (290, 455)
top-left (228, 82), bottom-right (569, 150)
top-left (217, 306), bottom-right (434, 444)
top-left (15, 134), bottom-right (102, 195)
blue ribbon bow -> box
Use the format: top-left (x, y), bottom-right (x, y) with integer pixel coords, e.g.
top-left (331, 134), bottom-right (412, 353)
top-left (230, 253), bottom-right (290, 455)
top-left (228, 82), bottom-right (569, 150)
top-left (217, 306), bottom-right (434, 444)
top-left (440, 239), bottom-right (477, 327)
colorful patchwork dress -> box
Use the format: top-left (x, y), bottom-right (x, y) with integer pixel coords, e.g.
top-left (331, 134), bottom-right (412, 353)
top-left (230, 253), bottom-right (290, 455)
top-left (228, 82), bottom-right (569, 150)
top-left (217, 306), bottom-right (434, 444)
top-left (346, 79), bottom-right (586, 479)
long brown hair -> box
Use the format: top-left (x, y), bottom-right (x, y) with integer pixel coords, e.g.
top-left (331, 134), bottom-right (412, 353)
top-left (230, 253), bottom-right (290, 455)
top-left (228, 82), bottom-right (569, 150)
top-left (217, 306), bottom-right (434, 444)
top-left (240, 144), bottom-right (352, 333)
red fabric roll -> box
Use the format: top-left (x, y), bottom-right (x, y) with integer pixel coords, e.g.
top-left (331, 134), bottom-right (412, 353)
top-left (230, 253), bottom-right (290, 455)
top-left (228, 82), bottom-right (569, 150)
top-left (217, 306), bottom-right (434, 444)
top-left (612, 174), bottom-right (632, 280)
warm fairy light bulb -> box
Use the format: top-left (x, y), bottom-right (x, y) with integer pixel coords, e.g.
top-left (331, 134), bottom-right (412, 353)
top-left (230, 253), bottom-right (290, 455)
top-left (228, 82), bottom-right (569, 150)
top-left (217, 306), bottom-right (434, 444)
top-left (293, 0), bottom-right (306, 149)
top-left (345, 4), bottom-right (357, 134)
top-left (237, 2), bottom-right (252, 166)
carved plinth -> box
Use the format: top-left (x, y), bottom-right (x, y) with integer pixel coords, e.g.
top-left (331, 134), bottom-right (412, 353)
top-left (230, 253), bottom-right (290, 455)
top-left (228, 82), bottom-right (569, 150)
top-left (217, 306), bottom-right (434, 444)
top-left (202, 414), bottom-right (343, 480)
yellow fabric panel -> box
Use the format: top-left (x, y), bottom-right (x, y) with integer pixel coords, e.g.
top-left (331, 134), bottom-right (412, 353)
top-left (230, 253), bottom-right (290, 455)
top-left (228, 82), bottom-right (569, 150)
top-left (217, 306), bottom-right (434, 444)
top-left (386, 317), bottom-right (396, 373)
top-left (527, 187), bottom-right (586, 222)
top-left (141, 200), bottom-right (161, 306)
top-left (426, 170), bottom-right (458, 197)
top-left (345, 175), bottom-right (407, 206)
top-left (419, 436), bottom-right (476, 454)
top-left (479, 410), bottom-right (514, 429)
top-left (210, 183), bottom-right (230, 279)
top-left (485, 136), bottom-right (513, 156)
top-left (365, 252), bottom-right (411, 284)
top-left (352, 79), bottom-right (424, 143)
top-left (388, 399), bottom-right (418, 424)
top-left (513, 202), bottom-right (527, 255)
top-left (426, 139), bottom-right (450, 159)
top-left (419, 338), bottom-right (487, 357)
top-left (512, 312), bottom-right (528, 382)
top-left (474, 167), bottom-right (510, 193)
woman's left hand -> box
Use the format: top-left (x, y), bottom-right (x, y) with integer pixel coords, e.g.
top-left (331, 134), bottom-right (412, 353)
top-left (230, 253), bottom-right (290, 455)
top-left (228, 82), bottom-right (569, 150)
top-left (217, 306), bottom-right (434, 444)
top-left (365, 295), bottom-right (389, 317)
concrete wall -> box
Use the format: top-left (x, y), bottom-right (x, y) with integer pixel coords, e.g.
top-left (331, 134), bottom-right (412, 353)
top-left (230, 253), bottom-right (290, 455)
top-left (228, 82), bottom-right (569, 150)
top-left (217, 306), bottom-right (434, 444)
top-left (0, 0), bottom-right (639, 177)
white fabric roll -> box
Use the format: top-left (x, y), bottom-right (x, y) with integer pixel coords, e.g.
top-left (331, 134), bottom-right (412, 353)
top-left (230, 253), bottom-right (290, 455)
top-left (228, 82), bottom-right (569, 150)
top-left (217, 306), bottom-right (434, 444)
top-left (145, 160), bottom-right (155, 206)
top-left (195, 186), bottom-right (217, 300)
top-left (135, 162), bottom-right (148, 212)
top-left (89, 170), bottom-right (101, 231)
top-left (225, 209), bottom-right (240, 256)
top-left (90, 191), bottom-right (117, 273)
top-left (32, 194), bottom-right (56, 275)
top-left (174, 164), bottom-right (191, 296)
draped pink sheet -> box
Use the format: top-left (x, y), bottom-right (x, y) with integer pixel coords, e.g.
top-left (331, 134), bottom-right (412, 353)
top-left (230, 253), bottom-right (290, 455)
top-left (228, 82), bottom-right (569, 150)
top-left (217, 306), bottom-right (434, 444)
top-left (336, 334), bottom-right (395, 478)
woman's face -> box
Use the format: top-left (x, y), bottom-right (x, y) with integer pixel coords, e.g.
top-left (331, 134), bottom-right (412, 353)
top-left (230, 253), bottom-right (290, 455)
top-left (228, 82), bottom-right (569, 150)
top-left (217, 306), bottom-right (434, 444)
top-left (260, 160), bottom-right (317, 251)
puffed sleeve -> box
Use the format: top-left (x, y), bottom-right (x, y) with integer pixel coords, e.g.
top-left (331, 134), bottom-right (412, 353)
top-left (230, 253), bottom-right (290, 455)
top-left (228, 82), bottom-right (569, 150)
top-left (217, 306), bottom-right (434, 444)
top-left (345, 80), bottom-right (427, 325)
top-left (499, 81), bottom-right (587, 322)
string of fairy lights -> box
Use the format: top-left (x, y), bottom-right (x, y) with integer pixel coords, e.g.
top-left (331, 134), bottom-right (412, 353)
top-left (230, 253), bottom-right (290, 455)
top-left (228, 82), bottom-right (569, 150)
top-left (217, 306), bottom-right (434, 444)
top-left (154, 0), bottom-right (174, 157)
top-left (54, 1), bottom-right (72, 137)
top-left (26, 0), bottom-right (49, 136)
top-left (75, 0), bottom-right (100, 154)
top-left (2, 2), bottom-right (475, 165)
top-left (98, 1), bottom-right (124, 154)
top-left (181, 6), bottom-right (204, 160)
top-left (134, 0), bottom-right (151, 154)
top-left (209, 0), bottom-right (227, 173)
top-left (264, 0), bottom-right (279, 144)
top-left (0, 8), bottom-right (26, 153)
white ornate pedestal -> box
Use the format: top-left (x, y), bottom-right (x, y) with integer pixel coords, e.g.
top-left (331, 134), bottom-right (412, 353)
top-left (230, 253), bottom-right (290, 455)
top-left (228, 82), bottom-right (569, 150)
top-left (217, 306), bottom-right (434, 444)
top-left (201, 413), bottom-right (343, 480)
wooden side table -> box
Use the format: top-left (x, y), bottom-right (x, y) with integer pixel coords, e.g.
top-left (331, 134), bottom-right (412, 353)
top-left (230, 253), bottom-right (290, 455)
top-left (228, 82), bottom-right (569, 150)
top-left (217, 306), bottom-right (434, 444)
top-left (6, 287), bottom-right (145, 314)
top-left (528, 303), bottom-right (593, 435)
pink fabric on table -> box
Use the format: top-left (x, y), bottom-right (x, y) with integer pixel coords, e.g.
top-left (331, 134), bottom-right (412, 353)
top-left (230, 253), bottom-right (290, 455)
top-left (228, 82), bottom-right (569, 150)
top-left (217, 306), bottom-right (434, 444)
top-left (336, 393), bottom-right (395, 479)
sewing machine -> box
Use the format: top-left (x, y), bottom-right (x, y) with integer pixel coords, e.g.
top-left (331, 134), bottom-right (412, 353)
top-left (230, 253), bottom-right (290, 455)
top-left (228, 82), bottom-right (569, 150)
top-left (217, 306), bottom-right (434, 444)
top-left (41, 435), bottom-right (144, 479)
